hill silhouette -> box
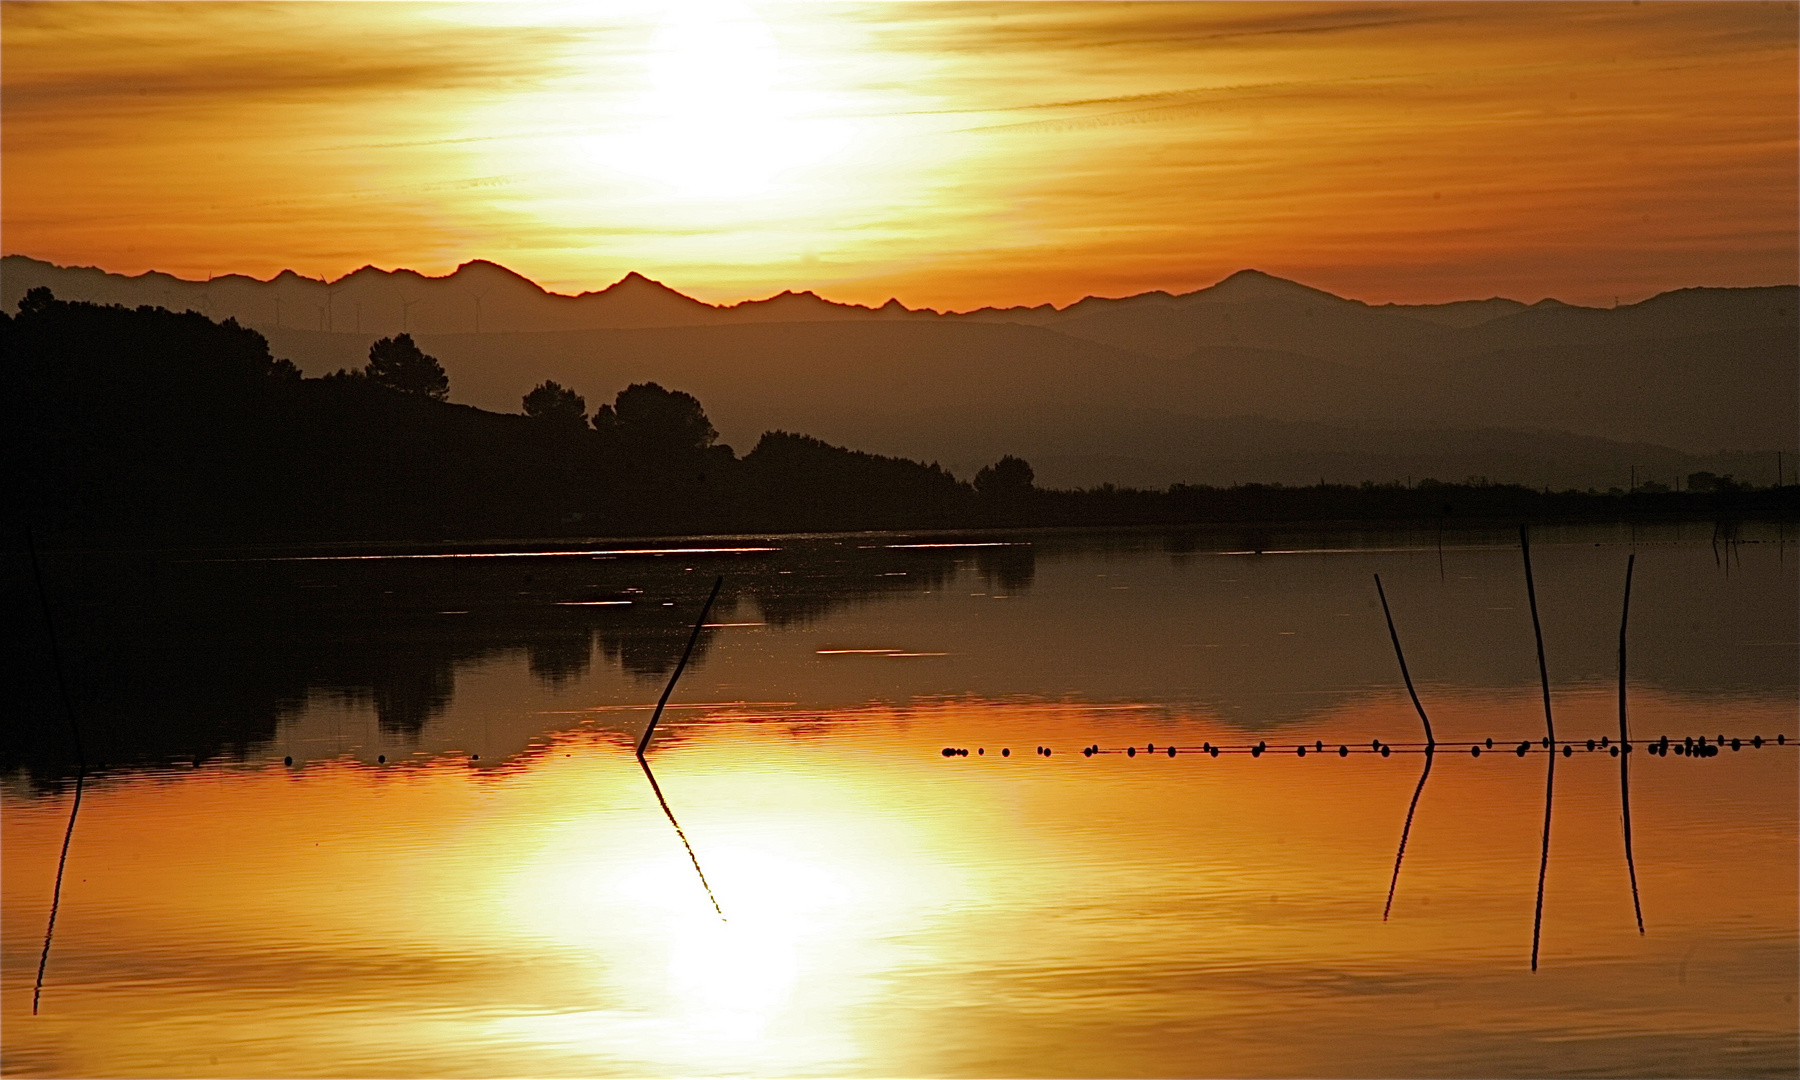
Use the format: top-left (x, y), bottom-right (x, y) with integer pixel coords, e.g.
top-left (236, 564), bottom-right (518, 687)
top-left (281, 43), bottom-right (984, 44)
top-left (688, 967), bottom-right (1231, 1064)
top-left (3, 254), bottom-right (1794, 489)
top-left (6, 291), bottom-right (1793, 558)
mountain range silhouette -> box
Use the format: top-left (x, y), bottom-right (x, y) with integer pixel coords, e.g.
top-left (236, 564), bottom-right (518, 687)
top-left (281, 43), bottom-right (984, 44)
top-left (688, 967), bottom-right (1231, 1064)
top-left (5, 255), bottom-right (1793, 489)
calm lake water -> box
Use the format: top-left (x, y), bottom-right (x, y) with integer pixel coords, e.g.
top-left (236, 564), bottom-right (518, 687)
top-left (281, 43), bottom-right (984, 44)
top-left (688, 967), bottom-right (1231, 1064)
top-left (4, 524), bottom-right (1796, 1078)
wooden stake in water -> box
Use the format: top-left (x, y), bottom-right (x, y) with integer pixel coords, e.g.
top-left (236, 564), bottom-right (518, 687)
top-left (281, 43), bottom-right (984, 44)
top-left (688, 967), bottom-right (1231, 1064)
top-left (1520, 524), bottom-right (1555, 972)
top-left (636, 576), bottom-right (724, 759)
top-left (1374, 574), bottom-right (1437, 921)
top-left (635, 575), bottom-right (726, 920)
top-left (1374, 575), bottom-right (1435, 749)
top-left (1617, 553), bottom-right (1645, 934)
top-left (27, 527), bottom-right (86, 1016)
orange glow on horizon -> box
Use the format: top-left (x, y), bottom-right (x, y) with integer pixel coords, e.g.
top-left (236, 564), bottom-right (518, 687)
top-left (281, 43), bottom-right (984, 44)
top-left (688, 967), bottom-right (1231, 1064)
top-left (2, 1), bottom-right (1795, 310)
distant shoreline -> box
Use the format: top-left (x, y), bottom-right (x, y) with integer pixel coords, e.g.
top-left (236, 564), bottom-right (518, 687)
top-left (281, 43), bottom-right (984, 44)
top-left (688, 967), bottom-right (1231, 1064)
top-left (15, 505), bottom-right (1796, 560)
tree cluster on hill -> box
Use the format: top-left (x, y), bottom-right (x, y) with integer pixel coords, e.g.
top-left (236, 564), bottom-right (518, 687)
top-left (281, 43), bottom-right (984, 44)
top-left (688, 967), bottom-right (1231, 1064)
top-left (3, 290), bottom-right (1792, 549)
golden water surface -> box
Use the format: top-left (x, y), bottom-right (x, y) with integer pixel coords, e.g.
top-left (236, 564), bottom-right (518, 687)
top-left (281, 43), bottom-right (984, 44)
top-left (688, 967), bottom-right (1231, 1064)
top-left (4, 529), bottom-right (1795, 1077)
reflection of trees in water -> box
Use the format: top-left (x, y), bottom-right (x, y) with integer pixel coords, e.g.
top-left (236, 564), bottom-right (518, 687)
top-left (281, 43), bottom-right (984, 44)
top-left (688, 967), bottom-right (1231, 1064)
top-left (10, 547), bottom-right (1003, 783)
top-left (13, 534), bottom-right (1797, 790)
top-left (976, 545), bottom-right (1035, 594)
top-left (527, 628), bottom-right (594, 687)
top-left (372, 662), bottom-right (456, 735)
top-left (752, 549), bottom-right (966, 628)
top-left (599, 625), bottom-right (714, 679)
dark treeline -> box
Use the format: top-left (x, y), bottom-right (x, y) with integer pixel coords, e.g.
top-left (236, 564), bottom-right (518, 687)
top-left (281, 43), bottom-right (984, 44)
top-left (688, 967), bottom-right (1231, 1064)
top-left (4, 289), bottom-right (1795, 550)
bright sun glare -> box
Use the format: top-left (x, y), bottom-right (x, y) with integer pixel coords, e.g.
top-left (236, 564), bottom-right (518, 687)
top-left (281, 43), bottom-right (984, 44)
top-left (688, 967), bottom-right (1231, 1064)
top-left (494, 792), bottom-right (898, 1068)
top-left (614, 0), bottom-right (845, 198)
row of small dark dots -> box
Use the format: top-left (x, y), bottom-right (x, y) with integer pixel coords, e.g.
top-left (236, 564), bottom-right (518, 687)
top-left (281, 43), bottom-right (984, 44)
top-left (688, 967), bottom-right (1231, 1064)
top-left (276, 753), bottom-right (477, 766)
top-left (940, 734), bottom-right (1788, 759)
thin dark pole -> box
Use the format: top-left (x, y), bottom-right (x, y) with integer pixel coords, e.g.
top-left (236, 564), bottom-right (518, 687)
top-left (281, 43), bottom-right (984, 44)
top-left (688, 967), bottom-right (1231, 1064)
top-left (1520, 524), bottom-right (1555, 972)
top-left (636, 576), bottom-right (723, 759)
top-left (1374, 575), bottom-right (1435, 748)
top-left (638, 755), bottom-right (725, 920)
top-left (1384, 751), bottom-right (1433, 922)
top-left (1617, 553), bottom-right (1644, 934)
top-left (1374, 574), bottom-right (1437, 921)
top-left (27, 527), bottom-right (86, 1015)
top-left (632, 576), bottom-right (726, 919)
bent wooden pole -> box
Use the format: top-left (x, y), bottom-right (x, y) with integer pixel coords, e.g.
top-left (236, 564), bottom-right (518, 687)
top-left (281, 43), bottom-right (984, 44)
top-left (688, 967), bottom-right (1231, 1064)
top-left (27, 527), bottom-right (87, 1016)
top-left (1374, 574), bottom-right (1439, 922)
top-left (1618, 553), bottom-right (1645, 934)
top-left (1521, 524), bottom-right (1555, 972)
top-left (1374, 574), bottom-right (1436, 749)
top-left (636, 575), bottom-right (724, 759)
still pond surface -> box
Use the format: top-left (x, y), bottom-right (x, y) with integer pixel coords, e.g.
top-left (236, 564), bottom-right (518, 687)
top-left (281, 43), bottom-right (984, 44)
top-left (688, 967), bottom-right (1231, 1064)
top-left (4, 524), bottom-right (1796, 1077)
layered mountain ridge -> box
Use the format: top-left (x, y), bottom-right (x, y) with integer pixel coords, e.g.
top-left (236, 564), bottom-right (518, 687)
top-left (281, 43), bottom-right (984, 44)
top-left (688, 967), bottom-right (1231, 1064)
top-left (5, 254), bottom-right (1794, 490)
top-left (0, 256), bottom-right (1574, 335)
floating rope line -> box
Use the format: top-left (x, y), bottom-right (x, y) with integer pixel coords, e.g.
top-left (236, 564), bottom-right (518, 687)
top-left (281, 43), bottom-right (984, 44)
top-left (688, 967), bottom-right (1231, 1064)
top-left (937, 734), bottom-right (1789, 759)
top-left (929, 528), bottom-right (1789, 974)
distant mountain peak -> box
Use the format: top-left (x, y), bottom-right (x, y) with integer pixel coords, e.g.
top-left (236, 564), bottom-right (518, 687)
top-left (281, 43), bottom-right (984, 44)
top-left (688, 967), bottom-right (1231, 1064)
top-left (591, 270), bottom-right (694, 298)
top-left (1198, 268), bottom-right (1348, 305)
top-left (453, 259), bottom-right (544, 290)
top-left (1219, 268), bottom-right (1285, 285)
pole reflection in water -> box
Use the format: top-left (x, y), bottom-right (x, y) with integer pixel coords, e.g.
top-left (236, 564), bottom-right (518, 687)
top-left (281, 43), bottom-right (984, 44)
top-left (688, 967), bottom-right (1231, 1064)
top-left (1373, 572), bottom-right (1438, 923)
top-left (1617, 552), bottom-right (1646, 935)
top-left (637, 755), bottom-right (723, 920)
top-left (3, 528), bottom-right (1794, 1077)
top-left (636, 576), bottom-right (726, 919)
top-left (26, 526), bottom-right (86, 1017)
top-left (1520, 524), bottom-right (1557, 973)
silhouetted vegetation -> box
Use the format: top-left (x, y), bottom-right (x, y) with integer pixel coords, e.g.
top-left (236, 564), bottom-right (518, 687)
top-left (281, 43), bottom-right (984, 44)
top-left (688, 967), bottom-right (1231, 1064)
top-left (522, 379), bottom-right (587, 429)
top-left (4, 292), bottom-right (1795, 553)
top-left (738, 431), bottom-right (970, 532)
top-left (364, 332), bottom-right (448, 400)
top-left (7, 294), bottom-right (1793, 794)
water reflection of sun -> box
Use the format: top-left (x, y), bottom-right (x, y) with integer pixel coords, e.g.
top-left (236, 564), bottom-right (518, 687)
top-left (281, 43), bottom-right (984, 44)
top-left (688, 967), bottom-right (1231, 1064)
top-left (489, 752), bottom-right (963, 1071)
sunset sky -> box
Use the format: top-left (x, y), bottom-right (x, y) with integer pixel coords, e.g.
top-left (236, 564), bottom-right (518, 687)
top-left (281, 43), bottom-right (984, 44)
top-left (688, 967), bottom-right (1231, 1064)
top-left (4, 1), bottom-right (1795, 309)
